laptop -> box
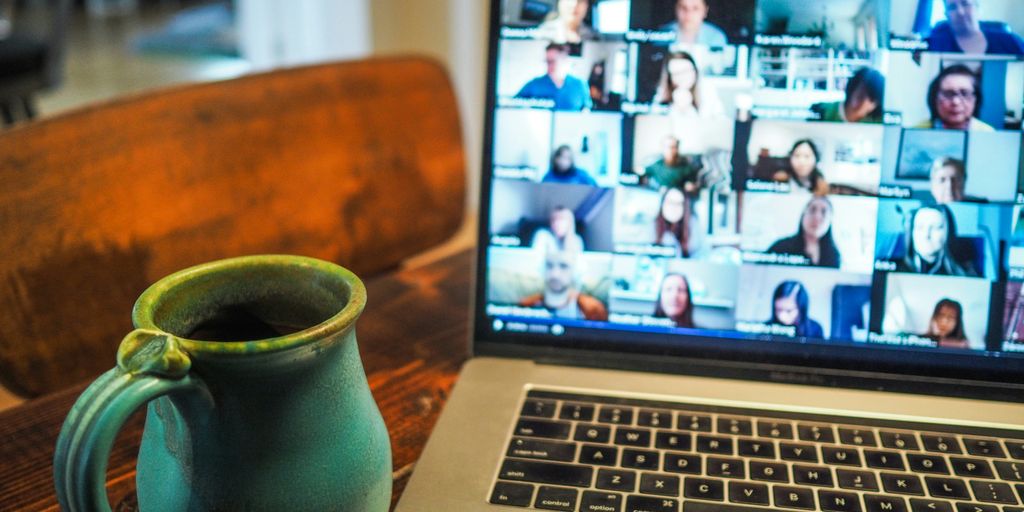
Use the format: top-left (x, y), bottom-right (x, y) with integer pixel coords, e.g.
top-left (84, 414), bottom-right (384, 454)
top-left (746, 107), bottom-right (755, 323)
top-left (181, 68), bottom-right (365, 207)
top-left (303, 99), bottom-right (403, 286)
top-left (397, 0), bottom-right (1024, 510)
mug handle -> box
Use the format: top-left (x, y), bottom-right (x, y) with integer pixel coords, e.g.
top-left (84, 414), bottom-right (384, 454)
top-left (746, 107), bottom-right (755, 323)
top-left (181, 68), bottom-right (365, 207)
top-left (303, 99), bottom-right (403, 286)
top-left (53, 329), bottom-right (210, 512)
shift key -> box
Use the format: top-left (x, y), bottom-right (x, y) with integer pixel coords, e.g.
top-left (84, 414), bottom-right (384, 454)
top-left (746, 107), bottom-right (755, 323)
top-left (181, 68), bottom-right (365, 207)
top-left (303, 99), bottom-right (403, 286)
top-left (499, 459), bottom-right (594, 487)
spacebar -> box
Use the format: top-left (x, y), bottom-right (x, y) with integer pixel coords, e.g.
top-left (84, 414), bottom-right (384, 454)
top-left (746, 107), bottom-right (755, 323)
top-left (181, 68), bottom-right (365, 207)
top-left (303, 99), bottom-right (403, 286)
top-left (684, 502), bottom-right (770, 512)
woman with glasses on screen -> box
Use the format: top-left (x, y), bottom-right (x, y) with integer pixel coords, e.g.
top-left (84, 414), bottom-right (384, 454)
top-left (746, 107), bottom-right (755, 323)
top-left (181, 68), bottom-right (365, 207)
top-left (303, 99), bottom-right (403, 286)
top-left (915, 65), bottom-right (994, 131)
top-left (767, 196), bottom-right (841, 268)
top-left (896, 205), bottom-right (979, 277)
top-left (769, 281), bottom-right (824, 339)
top-left (925, 0), bottom-right (1024, 56)
top-left (922, 298), bottom-right (971, 349)
top-left (653, 273), bottom-right (695, 328)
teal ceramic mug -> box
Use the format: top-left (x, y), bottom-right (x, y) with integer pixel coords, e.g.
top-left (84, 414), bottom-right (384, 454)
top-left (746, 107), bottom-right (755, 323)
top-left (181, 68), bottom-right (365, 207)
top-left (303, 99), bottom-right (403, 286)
top-left (53, 255), bottom-right (392, 512)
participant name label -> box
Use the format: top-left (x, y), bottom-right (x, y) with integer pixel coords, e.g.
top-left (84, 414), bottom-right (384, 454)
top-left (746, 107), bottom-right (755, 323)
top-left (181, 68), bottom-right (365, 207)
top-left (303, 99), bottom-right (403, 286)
top-left (486, 304), bottom-right (553, 319)
top-left (498, 97), bottom-right (555, 109)
top-left (878, 185), bottom-right (912, 198)
top-left (889, 37), bottom-right (929, 51)
top-left (754, 34), bottom-right (822, 48)
top-left (743, 251), bottom-right (810, 266)
top-left (625, 30), bottom-right (676, 43)
top-left (736, 321), bottom-right (796, 337)
top-left (868, 333), bottom-right (937, 347)
top-left (745, 179), bottom-right (791, 193)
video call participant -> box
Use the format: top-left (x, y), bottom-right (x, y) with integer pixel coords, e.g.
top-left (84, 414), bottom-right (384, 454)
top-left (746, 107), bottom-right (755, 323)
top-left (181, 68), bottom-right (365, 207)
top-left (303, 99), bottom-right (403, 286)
top-left (767, 196), bottom-right (841, 268)
top-left (518, 249), bottom-right (608, 321)
top-left (653, 273), bottom-right (695, 328)
top-left (929, 157), bottom-right (967, 204)
top-left (896, 204), bottom-right (979, 277)
top-left (531, 205), bottom-right (585, 254)
top-left (769, 281), bottom-right (824, 338)
top-left (655, 51), bottom-right (724, 118)
top-left (810, 67), bottom-right (886, 123)
top-left (926, 0), bottom-right (1024, 56)
top-left (659, 0), bottom-right (727, 47)
top-left (773, 139), bottom-right (830, 196)
top-left (542, 145), bottom-right (597, 185)
top-left (922, 298), bottom-right (970, 349)
top-left (535, 0), bottom-right (595, 44)
top-left (915, 64), bottom-right (993, 131)
top-left (655, 186), bottom-right (703, 258)
top-left (516, 43), bottom-right (592, 111)
top-left (643, 135), bottom-right (701, 191)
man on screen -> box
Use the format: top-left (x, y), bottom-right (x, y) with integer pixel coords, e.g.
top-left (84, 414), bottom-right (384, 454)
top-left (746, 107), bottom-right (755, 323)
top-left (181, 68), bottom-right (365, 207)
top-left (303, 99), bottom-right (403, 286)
top-left (660, 0), bottom-right (728, 47)
top-left (642, 135), bottom-right (701, 191)
top-left (519, 249), bottom-right (608, 321)
top-left (516, 43), bottom-right (592, 111)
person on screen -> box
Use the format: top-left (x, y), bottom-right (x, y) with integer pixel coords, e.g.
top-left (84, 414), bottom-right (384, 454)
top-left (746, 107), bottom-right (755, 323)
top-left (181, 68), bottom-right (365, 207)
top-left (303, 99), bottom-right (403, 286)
top-left (896, 205), bottom-right (979, 277)
top-left (772, 139), bottom-right (830, 196)
top-left (922, 298), bottom-right (970, 349)
top-left (535, 0), bottom-right (595, 44)
top-left (516, 43), bottom-right (592, 111)
top-left (643, 135), bottom-right (701, 191)
top-left (655, 51), bottom-right (724, 118)
top-left (929, 157), bottom-right (967, 204)
top-left (518, 249), bottom-right (608, 321)
top-left (767, 196), bottom-right (841, 268)
top-left (915, 65), bottom-right (993, 131)
top-left (810, 67), bottom-right (886, 123)
top-left (654, 186), bottom-right (703, 258)
top-left (769, 281), bottom-right (824, 338)
top-left (531, 206), bottom-right (585, 254)
top-left (653, 273), bottom-right (695, 328)
top-left (659, 0), bottom-right (727, 47)
top-left (542, 145), bottom-right (597, 185)
top-left (925, 0), bottom-right (1024, 56)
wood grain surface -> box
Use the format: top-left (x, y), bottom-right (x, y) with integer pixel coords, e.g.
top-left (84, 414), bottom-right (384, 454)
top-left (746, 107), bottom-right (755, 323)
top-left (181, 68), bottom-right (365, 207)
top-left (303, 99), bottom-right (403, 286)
top-left (0, 56), bottom-right (466, 397)
top-left (0, 249), bottom-right (473, 512)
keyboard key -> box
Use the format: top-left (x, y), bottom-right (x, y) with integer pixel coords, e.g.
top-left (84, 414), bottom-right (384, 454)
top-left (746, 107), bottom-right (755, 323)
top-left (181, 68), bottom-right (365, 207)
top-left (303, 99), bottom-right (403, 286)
top-left (580, 444), bottom-right (618, 466)
top-left (907, 453), bottom-right (950, 474)
top-left (837, 469), bottom-right (879, 491)
top-left (655, 431), bottom-right (692, 452)
top-left (839, 428), bottom-right (878, 447)
top-left (622, 449), bottom-right (659, 470)
top-left (576, 424), bottom-right (613, 444)
top-left (864, 494), bottom-right (908, 512)
top-left (718, 417), bottom-right (753, 436)
top-left (560, 403), bottom-right (595, 422)
top-left (749, 461), bottom-right (789, 483)
top-left (696, 435), bottom-right (734, 455)
top-left (508, 437), bottom-right (577, 462)
top-left (1017, 483), bottom-right (1024, 501)
top-left (908, 498), bottom-right (953, 511)
top-left (534, 485), bottom-right (578, 511)
top-left (758, 420), bottom-right (794, 439)
top-left (663, 453), bottom-right (701, 474)
top-left (1008, 442), bottom-right (1024, 460)
top-left (683, 504), bottom-right (774, 512)
top-left (684, 477), bottom-right (724, 501)
top-left (522, 399), bottom-right (557, 418)
top-left (580, 491), bottom-right (623, 512)
top-left (881, 473), bottom-right (925, 495)
top-left (499, 459), bottom-right (593, 487)
top-left (616, 428), bottom-right (652, 448)
top-left (881, 431), bottom-right (921, 451)
top-left (637, 410), bottom-right (673, 429)
top-left (781, 442), bottom-right (819, 462)
top-left (677, 413), bottom-right (712, 432)
top-left (738, 439), bottom-right (776, 459)
top-left (596, 469), bottom-right (636, 492)
top-left (799, 423), bottom-right (837, 443)
top-left (728, 481), bottom-right (769, 505)
top-left (994, 461), bottom-right (1024, 482)
top-left (953, 504), bottom-right (997, 512)
top-left (823, 446), bottom-right (863, 466)
top-left (818, 490), bottom-right (861, 512)
top-left (922, 435), bottom-right (963, 455)
top-left (599, 406), bottom-right (635, 425)
top-left (969, 480), bottom-right (1018, 504)
top-left (793, 464), bottom-right (834, 487)
top-left (950, 457), bottom-right (994, 479)
top-left (639, 473), bottom-right (679, 497)
top-left (490, 481), bottom-right (534, 507)
top-left (706, 457), bottom-right (745, 479)
top-left (516, 419), bottom-right (572, 439)
top-left (773, 486), bottom-right (815, 510)
top-left (865, 450), bottom-right (906, 470)
top-left (924, 476), bottom-right (970, 500)
top-left (1005, 507), bottom-right (1024, 512)
top-left (625, 495), bottom-right (678, 512)
top-left (962, 439), bottom-right (1005, 458)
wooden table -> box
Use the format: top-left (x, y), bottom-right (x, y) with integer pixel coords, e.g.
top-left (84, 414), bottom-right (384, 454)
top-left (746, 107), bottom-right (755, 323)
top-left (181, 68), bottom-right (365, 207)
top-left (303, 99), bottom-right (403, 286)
top-left (0, 249), bottom-right (473, 511)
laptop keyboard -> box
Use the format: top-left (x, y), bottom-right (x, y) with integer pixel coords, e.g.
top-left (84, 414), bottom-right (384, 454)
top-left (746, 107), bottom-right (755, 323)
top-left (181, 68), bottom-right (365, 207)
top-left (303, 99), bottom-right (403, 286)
top-left (488, 389), bottom-right (1024, 512)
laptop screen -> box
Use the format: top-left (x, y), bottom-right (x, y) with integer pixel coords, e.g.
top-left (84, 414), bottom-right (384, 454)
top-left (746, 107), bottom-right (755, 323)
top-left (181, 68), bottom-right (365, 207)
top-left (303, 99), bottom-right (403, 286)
top-left (476, 0), bottom-right (1024, 386)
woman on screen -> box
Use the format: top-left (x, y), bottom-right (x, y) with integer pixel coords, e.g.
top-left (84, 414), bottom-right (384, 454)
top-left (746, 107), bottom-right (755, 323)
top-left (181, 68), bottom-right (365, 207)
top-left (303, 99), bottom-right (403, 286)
top-left (535, 0), bottom-right (595, 44)
top-left (542, 145), bottom-right (597, 186)
top-left (915, 65), bottom-right (994, 131)
top-left (810, 67), bottom-right (885, 124)
top-left (896, 205), bottom-right (979, 277)
top-left (767, 196), bottom-right (841, 268)
top-left (924, 0), bottom-right (1024, 56)
top-left (654, 187), bottom-right (702, 258)
top-left (769, 281), bottom-right (824, 338)
top-left (655, 51), bottom-right (724, 118)
top-left (773, 139), bottom-right (830, 195)
top-left (531, 206), bottom-right (585, 254)
top-left (923, 298), bottom-right (970, 350)
top-left (654, 273), bottom-right (695, 328)
top-left (929, 157), bottom-right (967, 204)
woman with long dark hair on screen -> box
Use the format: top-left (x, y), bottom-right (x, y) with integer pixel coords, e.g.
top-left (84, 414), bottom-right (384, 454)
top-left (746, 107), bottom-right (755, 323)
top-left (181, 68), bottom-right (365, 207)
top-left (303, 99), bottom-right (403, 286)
top-left (896, 204), bottom-right (979, 277)
top-left (767, 196), bottom-right (841, 268)
top-left (654, 186), bottom-right (702, 258)
top-left (773, 139), bottom-right (829, 195)
top-left (769, 281), bottom-right (823, 338)
top-left (810, 67), bottom-right (885, 123)
top-left (923, 298), bottom-right (969, 350)
top-left (542, 145), bottom-right (597, 186)
top-left (653, 273), bottom-right (695, 328)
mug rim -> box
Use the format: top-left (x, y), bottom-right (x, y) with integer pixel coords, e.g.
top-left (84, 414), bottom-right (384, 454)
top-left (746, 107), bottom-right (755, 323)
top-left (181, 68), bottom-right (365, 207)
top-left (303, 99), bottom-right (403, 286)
top-left (132, 255), bottom-right (366, 356)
